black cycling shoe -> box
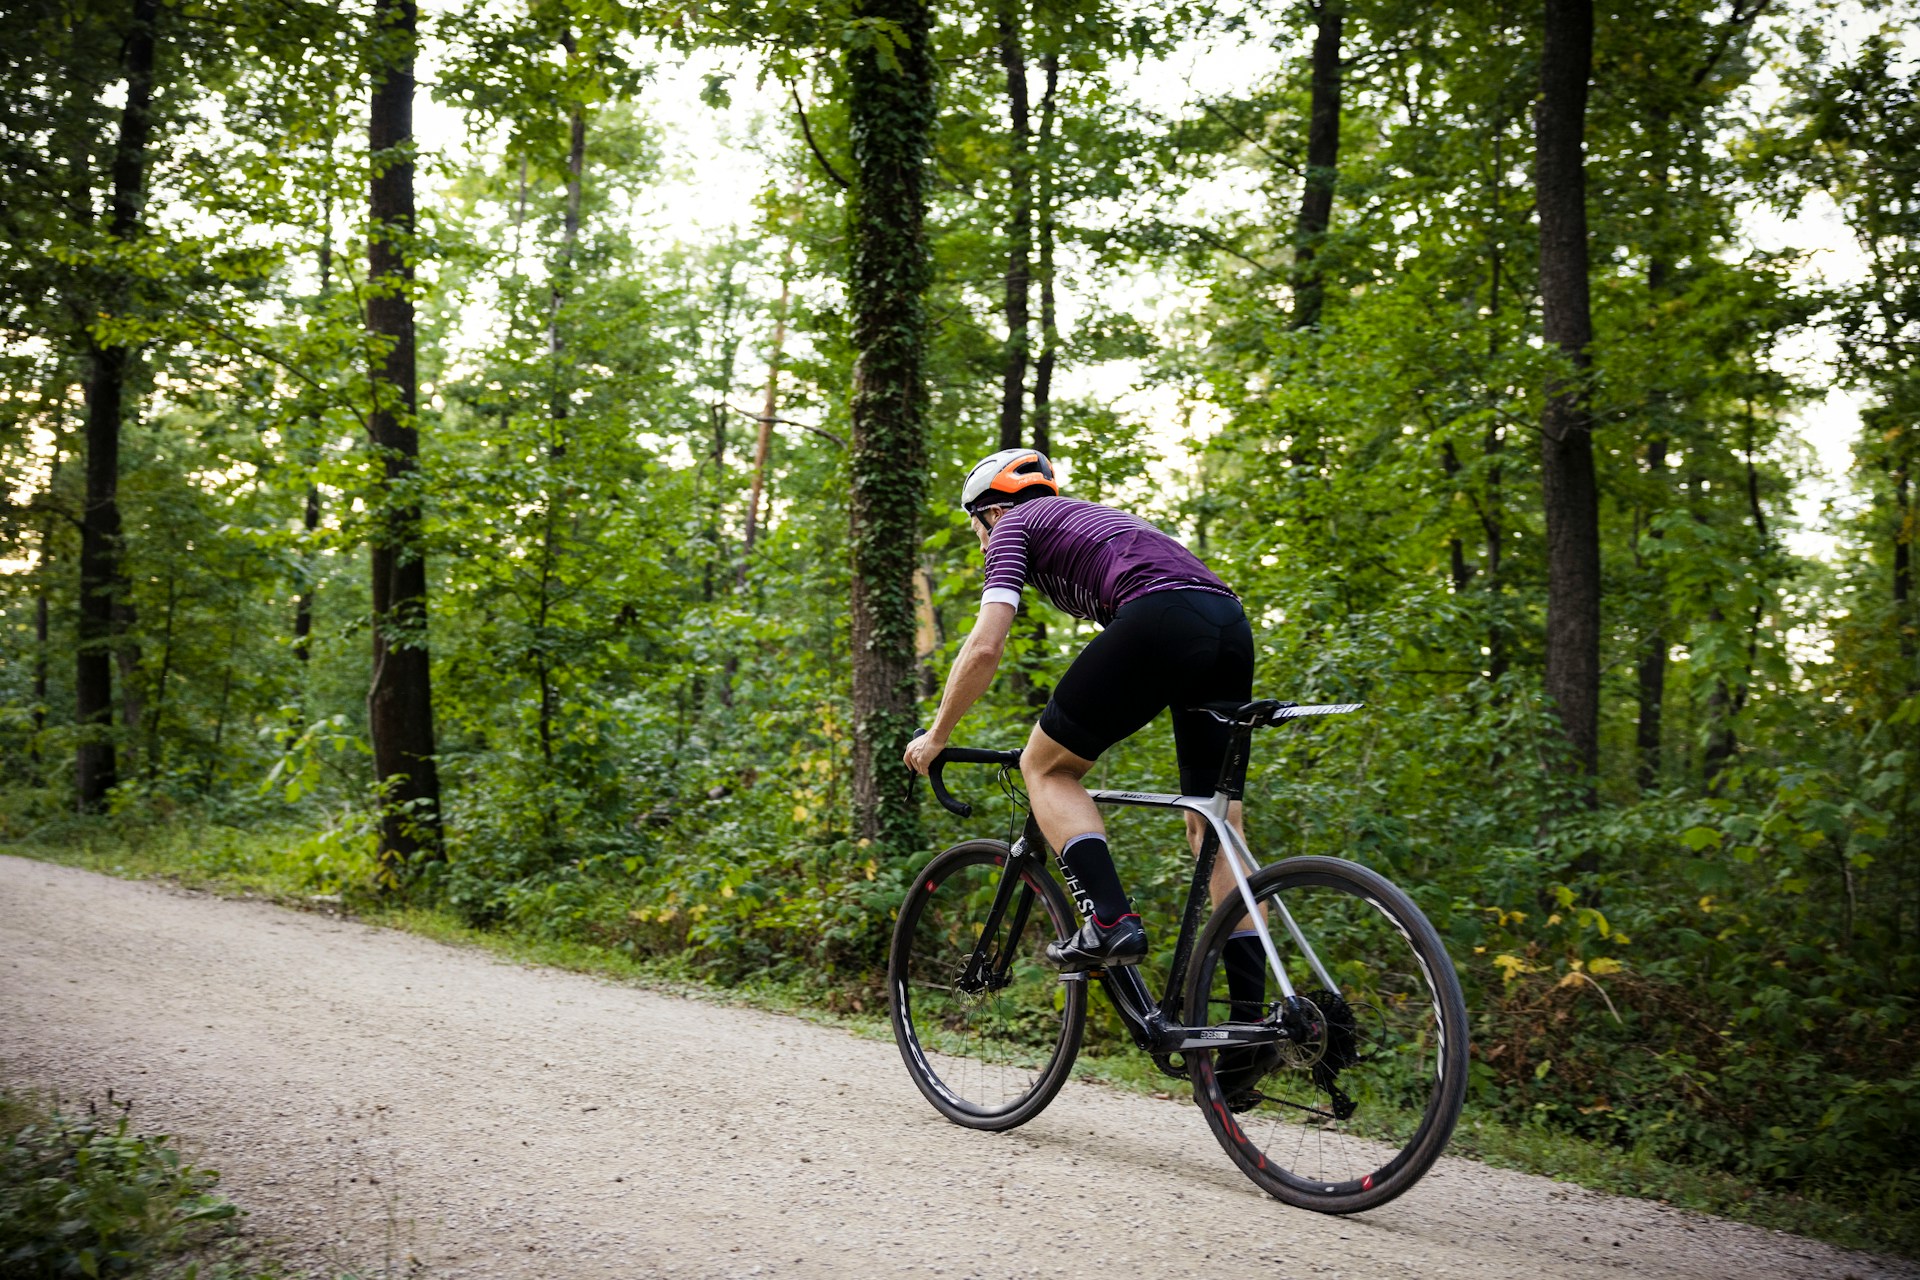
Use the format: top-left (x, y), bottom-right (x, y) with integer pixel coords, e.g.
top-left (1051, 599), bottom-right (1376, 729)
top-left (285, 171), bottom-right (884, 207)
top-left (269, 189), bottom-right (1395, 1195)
top-left (1045, 916), bottom-right (1148, 973)
top-left (1215, 1043), bottom-right (1283, 1112)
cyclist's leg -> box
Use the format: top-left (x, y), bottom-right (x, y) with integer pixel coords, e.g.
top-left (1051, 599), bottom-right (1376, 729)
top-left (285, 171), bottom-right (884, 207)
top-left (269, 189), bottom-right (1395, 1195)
top-left (1168, 590), bottom-right (1256, 919)
top-left (1026, 602), bottom-right (1169, 931)
top-left (1020, 723), bottom-right (1102, 858)
top-left (1167, 593), bottom-right (1258, 1021)
top-left (1183, 805), bottom-right (1248, 911)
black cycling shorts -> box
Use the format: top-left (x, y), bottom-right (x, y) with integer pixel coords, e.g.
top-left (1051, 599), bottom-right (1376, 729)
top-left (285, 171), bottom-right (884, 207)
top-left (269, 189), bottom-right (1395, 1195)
top-left (1038, 589), bottom-right (1255, 796)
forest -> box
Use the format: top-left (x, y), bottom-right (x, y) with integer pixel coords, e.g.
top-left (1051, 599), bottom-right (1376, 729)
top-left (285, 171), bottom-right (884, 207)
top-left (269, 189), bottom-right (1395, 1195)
top-left (1, 0), bottom-right (1915, 1236)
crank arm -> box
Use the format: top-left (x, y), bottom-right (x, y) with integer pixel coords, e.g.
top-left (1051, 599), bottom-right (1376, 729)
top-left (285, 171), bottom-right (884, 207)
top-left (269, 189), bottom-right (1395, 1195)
top-left (1167, 1022), bottom-right (1285, 1052)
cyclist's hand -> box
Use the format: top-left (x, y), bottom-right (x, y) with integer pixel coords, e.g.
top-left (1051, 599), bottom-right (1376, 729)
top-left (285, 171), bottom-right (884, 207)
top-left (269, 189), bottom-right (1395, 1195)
top-left (903, 731), bottom-right (946, 778)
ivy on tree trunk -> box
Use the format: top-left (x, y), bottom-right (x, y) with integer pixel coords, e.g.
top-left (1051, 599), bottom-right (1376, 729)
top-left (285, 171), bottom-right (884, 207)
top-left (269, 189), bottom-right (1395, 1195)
top-left (846, 0), bottom-right (936, 851)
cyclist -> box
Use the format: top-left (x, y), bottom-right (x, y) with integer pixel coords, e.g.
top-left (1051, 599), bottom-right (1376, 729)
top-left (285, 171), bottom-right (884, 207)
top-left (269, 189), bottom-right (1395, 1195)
top-left (902, 448), bottom-right (1268, 1026)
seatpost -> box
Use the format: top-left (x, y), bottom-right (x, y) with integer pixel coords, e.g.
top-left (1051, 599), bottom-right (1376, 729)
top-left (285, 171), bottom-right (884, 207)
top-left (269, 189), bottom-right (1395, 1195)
top-left (1215, 721), bottom-right (1257, 799)
top-left (1207, 710), bottom-right (1303, 1009)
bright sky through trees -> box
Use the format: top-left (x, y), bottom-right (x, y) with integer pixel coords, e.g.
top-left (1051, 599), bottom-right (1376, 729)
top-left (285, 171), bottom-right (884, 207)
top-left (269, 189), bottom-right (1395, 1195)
top-left (408, 9), bottom-right (1878, 558)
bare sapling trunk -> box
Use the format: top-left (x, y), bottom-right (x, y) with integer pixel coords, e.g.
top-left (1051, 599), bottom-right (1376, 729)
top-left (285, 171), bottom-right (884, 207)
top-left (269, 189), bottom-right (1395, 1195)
top-left (742, 246), bottom-right (793, 576)
top-left (536, 35), bottom-right (587, 783)
top-left (1032, 53), bottom-right (1059, 457)
top-left (1635, 437), bottom-right (1667, 790)
top-left (294, 177), bottom-right (334, 682)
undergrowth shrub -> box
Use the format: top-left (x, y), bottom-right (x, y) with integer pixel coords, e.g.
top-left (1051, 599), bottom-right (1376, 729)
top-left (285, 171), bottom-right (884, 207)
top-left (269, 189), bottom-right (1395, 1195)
top-left (0, 1091), bottom-right (248, 1279)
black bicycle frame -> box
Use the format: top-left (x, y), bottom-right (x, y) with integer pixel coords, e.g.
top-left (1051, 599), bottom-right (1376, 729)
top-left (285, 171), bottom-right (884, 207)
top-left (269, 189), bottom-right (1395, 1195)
top-left (927, 700), bottom-right (1363, 1072)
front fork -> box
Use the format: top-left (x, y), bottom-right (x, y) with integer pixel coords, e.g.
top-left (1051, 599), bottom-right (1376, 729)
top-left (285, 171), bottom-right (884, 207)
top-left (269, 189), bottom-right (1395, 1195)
top-left (957, 834), bottom-right (1042, 996)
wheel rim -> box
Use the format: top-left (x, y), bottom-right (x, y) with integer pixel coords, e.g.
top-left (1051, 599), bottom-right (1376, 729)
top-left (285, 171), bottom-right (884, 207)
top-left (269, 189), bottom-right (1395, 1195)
top-left (896, 853), bottom-right (1078, 1118)
top-left (1193, 870), bottom-right (1463, 1199)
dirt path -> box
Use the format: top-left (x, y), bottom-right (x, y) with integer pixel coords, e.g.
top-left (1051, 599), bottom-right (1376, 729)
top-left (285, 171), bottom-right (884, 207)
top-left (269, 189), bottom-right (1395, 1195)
top-left (0, 855), bottom-right (1907, 1280)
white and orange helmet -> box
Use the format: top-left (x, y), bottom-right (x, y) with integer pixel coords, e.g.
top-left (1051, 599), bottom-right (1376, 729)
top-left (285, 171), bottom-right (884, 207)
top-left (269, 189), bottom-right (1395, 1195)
top-left (961, 448), bottom-right (1059, 516)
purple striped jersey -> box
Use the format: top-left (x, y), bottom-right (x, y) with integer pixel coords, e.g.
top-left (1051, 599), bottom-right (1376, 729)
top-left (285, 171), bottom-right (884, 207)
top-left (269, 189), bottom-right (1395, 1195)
top-left (980, 496), bottom-right (1236, 625)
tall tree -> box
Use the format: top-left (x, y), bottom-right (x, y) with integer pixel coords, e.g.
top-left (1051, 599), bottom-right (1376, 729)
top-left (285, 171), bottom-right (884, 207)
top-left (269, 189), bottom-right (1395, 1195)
top-left (534, 22), bottom-right (588, 779)
top-left (1534, 0), bottom-right (1601, 788)
top-left (292, 171), bottom-right (333, 680)
top-left (1030, 52), bottom-right (1060, 456)
top-left (75, 0), bottom-right (161, 812)
top-left (1291, 0), bottom-right (1344, 329)
top-left (365, 0), bottom-right (444, 875)
top-left (742, 232), bottom-right (795, 576)
top-left (996, 2), bottom-right (1033, 450)
top-left (846, 0), bottom-right (937, 849)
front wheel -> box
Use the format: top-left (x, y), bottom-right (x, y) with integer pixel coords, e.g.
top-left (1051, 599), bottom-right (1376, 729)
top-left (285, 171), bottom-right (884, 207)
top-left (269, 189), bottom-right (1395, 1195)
top-left (888, 840), bottom-right (1087, 1131)
top-left (1185, 855), bottom-right (1469, 1213)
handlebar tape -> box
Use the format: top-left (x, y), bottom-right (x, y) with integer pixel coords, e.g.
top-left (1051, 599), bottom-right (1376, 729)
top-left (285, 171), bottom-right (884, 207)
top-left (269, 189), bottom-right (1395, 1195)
top-left (911, 730), bottom-right (1020, 819)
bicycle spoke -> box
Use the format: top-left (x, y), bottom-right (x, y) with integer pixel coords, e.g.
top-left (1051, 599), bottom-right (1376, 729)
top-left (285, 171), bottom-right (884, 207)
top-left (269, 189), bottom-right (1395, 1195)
top-left (889, 842), bottom-right (1086, 1131)
top-left (1187, 856), bottom-right (1468, 1212)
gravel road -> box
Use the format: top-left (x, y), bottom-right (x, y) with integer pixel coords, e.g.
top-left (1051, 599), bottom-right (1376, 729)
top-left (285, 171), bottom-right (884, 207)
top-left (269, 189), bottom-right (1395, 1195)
top-left (0, 854), bottom-right (1909, 1280)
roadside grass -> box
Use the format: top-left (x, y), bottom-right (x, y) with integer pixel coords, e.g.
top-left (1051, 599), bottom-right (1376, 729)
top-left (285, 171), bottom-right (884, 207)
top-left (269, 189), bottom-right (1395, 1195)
top-left (8, 817), bottom-right (1914, 1261)
top-left (0, 1088), bottom-right (298, 1280)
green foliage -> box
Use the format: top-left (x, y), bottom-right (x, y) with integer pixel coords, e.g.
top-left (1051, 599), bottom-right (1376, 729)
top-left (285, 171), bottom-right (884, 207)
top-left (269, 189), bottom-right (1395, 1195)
top-left (3, 0), bottom-right (1918, 1243)
top-left (0, 1091), bottom-right (259, 1280)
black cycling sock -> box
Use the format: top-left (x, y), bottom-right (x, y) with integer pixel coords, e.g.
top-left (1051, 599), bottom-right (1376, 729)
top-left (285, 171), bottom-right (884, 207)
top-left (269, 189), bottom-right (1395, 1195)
top-left (1224, 933), bottom-right (1267, 1022)
top-left (1056, 834), bottom-right (1134, 926)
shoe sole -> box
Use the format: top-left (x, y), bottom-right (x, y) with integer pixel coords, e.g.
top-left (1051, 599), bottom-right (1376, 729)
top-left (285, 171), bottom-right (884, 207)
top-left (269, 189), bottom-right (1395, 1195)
top-left (1046, 953), bottom-right (1147, 975)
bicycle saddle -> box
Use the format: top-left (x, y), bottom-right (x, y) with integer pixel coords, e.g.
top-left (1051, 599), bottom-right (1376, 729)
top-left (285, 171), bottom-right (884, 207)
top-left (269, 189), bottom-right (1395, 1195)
top-left (1191, 699), bottom-right (1365, 725)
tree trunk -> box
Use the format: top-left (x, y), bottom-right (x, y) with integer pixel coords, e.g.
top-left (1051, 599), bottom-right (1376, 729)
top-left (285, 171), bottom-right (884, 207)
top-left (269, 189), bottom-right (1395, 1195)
top-left (547, 33), bottom-right (585, 435)
top-left (293, 483), bottom-right (320, 666)
top-left (294, 181), bottom-right (333, 677)
top-left (75, 0), bottom-right (160, 812)
top-left (1483, 424), bottom-right (1507, 684)
top-left (537, 42), bottom-right (588, 777)
top-left (1290, 0), bottom-right (1343, 330)
top-left (1022, 54), bottom-right (1057, 707)
top-left (365, 0), bottom-right (443, 876)
top-left (1635, 111), bottom-right (1675, 792)
top-left (1440, 440), bottom-right (1473, 594)
top-left (846, 0), bottom-right (936, 850)
top-left (1635, 437), bottom-right (1667, 790)
top-left (144, 572), bottom-right (179, 775)
top-left (1702, 610), bottom-right (1736, 791)
top-left (1897, 443), bottom-right (1914, 682)
top-left (742, 247), bottom-right (793, 576)
top-left (996, 2), bottom-right (1033, 451)
top-left (1482, 130), bottom-right (1508, 687)
top-left (1534, 0), bottom-right (1601, 790)
top-left (33, 478), bottom-right (56, 763)
top-left (1031, 53), bottom-right (1059, 457)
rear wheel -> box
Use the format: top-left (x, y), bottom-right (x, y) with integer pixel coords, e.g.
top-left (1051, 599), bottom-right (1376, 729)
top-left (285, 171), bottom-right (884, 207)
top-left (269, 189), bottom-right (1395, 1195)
top-left (889, 840), bottom-right (1086, 1130)
top-left (1184, 856), bottom-right (1469, 1213)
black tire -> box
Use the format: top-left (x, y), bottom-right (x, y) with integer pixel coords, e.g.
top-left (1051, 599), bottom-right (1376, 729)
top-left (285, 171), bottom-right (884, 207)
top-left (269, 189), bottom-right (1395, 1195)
top-left (888, 840), bottom-right (1087, 1131)
top-left (1184, 855), bottom-right (1469, 1213)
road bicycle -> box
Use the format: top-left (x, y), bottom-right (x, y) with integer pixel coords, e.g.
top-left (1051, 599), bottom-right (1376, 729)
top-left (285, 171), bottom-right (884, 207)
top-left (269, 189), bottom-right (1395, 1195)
top-left (887, 699), bottom-right (1469, 1214)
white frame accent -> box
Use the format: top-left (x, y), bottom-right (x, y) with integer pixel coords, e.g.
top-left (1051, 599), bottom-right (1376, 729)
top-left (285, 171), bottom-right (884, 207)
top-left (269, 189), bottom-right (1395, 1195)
top-left (1084, 788), bottom-right (1342, 1002)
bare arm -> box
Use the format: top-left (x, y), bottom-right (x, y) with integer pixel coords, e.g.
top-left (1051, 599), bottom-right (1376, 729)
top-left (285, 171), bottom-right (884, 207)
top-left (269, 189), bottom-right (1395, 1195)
top-left (903, 600), bottom-right (1016, 774)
